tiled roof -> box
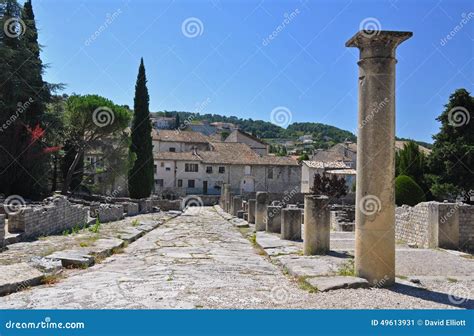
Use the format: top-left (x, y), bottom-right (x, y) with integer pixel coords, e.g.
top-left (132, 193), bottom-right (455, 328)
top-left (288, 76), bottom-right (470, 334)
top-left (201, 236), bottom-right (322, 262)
top-left (152, 130), bottom-right (210, 143)
top-left (153, 152), bottom-right (200, 161)
top-left (303, 161), bottom-right (349, 169)
top-left (326, 169), bottom-right (357, 175)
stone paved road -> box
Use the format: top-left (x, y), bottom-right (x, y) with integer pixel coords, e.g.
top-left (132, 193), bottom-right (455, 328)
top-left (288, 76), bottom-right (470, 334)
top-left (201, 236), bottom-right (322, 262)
top-left (0, 207), bottom-right (471, 309)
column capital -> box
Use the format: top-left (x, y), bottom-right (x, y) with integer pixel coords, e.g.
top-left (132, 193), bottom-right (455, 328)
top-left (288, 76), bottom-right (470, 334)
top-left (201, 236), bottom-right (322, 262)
top-left (346, 30), bottom-right (413, 59)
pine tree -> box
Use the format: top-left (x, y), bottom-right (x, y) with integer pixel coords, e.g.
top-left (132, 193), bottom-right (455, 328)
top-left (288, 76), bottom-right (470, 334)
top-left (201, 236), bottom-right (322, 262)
top-left (428, 88), bottom-right (474, 201)
top-left (128, 58), bottom-right (154, 199)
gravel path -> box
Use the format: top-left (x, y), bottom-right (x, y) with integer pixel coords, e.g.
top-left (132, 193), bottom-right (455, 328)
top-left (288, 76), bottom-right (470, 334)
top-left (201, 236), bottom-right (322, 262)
top-left (0, 207), bottom-right (471, 309)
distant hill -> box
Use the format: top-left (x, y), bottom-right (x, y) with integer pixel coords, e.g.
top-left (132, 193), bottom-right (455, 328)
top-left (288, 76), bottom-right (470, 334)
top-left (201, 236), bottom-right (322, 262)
top-left (152, 111), bottom-right (431, 149)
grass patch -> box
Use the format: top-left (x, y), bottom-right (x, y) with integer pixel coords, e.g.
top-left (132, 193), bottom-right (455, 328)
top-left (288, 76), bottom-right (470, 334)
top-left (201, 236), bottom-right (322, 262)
top-left (337, 259), bottom-right (355, 276)
top-left (131, 219), bottom-right (139, 227)
top-left (79, 242), bottom-right (90, 248)
top-left (89, 218), bottom-right (101, 233)
top-left (397, 275), bottom-right (408, 280)
top-left (298, 277), bottom-right (317, 293)
top-left (447, 277), bottom-right (458, 283)
top-left (42, 273), bottom-right (64, 285)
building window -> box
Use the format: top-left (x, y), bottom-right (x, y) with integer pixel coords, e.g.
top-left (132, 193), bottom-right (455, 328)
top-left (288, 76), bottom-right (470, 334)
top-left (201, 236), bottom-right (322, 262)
top-left (218, 166), bottom-right (225, 174)
top-left (206, 166), bottom-right (213, 174)
top-left (154, 164), bottom-right (157, 173)
top-left (165, 167), bottom-right (171, 171)
top-left (185, 163), bottom-right (199, 172)
top-left (188, 179), bottom-right (195, 188)
top-left (268, 168), bottom-right (274, 179)
top-left (160, 162), bottom-right (164, 167)
top-left (244, 165), bottom-right (251, 175)
top-left (169, 147), bottom-right (176, 152)
top-left (156, 179), bottom-right (164, 187)
top-left (178, 179), bottom-right (183, 187)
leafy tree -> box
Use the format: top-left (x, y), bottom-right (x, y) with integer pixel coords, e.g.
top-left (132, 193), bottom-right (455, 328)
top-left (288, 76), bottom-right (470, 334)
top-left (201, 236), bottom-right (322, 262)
top-left (128, 58), bottom-right (154, 199)
top-left (298, 153), bottom-right (309, 162)
top-left (310, 173), bottom-right (347, 199)
top-left (395, 140), bottom-right (430, 199)
top-left (395, 175), bottom-right (426, 206)
top-left (61, 94), bottom-right (131, 194)
top-left (428, 88), bottom-right (473, 201)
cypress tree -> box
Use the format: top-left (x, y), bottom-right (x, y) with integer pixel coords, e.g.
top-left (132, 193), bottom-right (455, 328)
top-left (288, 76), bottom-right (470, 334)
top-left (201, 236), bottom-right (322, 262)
top-left (128, 58), bottom-right (154, 198)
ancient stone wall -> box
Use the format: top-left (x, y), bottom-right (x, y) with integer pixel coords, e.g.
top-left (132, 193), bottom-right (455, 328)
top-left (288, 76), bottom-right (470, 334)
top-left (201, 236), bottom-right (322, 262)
top-left (459, 205), bottom-right (474, 251)
top-left (395, 202), bottom-right (473, 251)
top-left (153, 199), bottom-right (181, 211)
top-left (121, 202), bottom-right (139, 216)
top-left (138, 199), bottom-right (153, 213)
top-left (8, 196), bottom-right (88, 239)
top-left (92, 204), bottom-right (124, 223)
top-left (330, 205), bottom-right (355, 231)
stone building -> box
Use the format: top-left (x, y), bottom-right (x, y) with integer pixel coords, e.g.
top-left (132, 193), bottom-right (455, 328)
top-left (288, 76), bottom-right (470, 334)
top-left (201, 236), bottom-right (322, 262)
top-left (224, 129), bottom-right (269, 155)
top-left (300, 160), bottom-right (355, 193)
top-left (152, 130), bottom-right (211, 153)
top-left (154, 141), bottom-right (300, 196)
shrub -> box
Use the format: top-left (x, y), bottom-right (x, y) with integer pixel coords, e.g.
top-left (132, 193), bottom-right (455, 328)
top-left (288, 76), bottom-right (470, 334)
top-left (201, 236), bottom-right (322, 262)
top-left (395, 175), bottom-right (426, 206)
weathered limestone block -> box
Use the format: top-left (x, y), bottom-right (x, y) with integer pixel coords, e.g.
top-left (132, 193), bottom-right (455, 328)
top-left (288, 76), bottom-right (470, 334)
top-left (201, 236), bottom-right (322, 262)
top-left (0, 263), bottom-right (44, 296)
top-left (459, 205), bottom-right (474, 251)
top-left (95, 204), bottom-right (124, 223)
top-left (281, 208), bottom-right (302, 241)
top-left (248, 199), bottom-right (256, 224)
top-left (138, 199), bottom-right (153, 213)
top-left (122, 202), bottom-right (139, 216)
top-left (232, 196), bottom-right (243, 216)
top-left (304, 195), bottom-right (330, 255)
top-left (266, 206), bottom-right (282, 233)
top-left (255, 192), bottom-right (268, 231)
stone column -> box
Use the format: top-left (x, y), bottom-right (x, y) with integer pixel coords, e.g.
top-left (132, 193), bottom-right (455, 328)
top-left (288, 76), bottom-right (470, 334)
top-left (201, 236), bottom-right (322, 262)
top-left (222, 184), bottom-right (230, 211)
top-left (346, 30), bottom-right (412, 286)
top-left (304, 195), bottom-right (330, 255)
top-left (248, 199), bottom-right (256, 224)
top-left (232, 196), bottom-right (242, 216)
top-left (255, 192), bottom-right (268, 231)
top-left (266, 206), bottom-right (282, 233)
top-left (281, 208), bottom-right (302, 241)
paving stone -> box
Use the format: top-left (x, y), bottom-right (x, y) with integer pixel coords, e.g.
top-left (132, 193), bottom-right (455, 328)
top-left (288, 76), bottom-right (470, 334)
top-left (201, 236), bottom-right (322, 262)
top-left (45, 250), bottom-right (94, 268)
top-left (256, 232), bottom-right (299, 250)
top-left (117, 228), bottom-right (145, 243)
top-left (306, 276), bottom-right (369, 292)
top-left (0, 263), bottom-right (43, 296)
top-left (30, 256), bottom-right (63, 274)
top-left (85, 238), bottom-right (125, 259)
top-left (274, 255), bottom-right (350, 277)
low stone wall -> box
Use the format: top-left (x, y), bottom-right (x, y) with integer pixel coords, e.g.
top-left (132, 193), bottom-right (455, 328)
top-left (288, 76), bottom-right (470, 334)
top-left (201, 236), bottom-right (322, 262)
top-left (92, 204), bottom-right (124, 223)
top-left (121, 202), bottom-right (139, 216)
top-left (459, 205), bottom-right (474, 251)
top-left (153, 199), bottom-right (181, 211)
top-left (330, 205), bottom-right (355, 231)
top-left (8, 196), bottom-right (88, 239)
top-left (395, 202), bottom-right (473, 251)
top-left (138, 199), bottom-right (153, 213)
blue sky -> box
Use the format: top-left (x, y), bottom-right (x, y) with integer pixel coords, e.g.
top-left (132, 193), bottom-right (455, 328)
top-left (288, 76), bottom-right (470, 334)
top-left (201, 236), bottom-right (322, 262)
top-left (34, 0), bottom-right (473, 142)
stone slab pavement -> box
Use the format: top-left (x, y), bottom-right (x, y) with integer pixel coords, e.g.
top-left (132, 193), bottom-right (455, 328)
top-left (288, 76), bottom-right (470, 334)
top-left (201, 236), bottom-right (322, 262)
top-left (0, 207), bottom-right (472, 309)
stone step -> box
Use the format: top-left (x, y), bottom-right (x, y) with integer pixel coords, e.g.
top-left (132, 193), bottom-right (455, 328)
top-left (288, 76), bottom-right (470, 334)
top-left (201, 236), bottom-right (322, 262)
top-left (117, 228), bottom-right (145, 243)
top-left (45, 250), bottom-right (95, 268)
top-left (85, 238), bottom-right (125, 259)
top-left (0, 263), bottom-right (44, 296)
top-left (306, 276), bottom-right (370, 292)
